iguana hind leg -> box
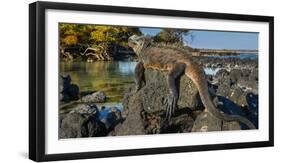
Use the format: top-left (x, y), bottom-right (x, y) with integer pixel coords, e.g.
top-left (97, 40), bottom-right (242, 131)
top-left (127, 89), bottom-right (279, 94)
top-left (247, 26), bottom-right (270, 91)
top-left (134, 61), bottom-right (145, 92)
top-left (165, 63), bottom-right (186, 120)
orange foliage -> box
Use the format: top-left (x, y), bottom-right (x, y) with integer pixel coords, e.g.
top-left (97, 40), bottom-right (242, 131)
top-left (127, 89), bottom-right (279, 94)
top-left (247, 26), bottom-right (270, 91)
top-left (63, 35), bottom-right (78, 45)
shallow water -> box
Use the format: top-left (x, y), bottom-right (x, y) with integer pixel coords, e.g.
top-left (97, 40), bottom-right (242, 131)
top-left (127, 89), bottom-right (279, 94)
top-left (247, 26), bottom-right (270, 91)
top-left (60, 61), bottom-right (137, 105)
top-left (204, 68), bottom-right (221, 75)
top-left (207, 53), bottom-right (258, 59)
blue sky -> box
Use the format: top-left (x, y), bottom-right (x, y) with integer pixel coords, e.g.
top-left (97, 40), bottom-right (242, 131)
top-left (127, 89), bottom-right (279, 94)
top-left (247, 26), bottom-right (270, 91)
top-left (140, 28), bottom-right (258, 50)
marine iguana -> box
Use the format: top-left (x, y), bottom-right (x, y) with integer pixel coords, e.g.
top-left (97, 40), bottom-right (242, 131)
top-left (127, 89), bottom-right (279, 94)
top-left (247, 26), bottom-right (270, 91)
top-left (128, 35), bottom-right (256, 129)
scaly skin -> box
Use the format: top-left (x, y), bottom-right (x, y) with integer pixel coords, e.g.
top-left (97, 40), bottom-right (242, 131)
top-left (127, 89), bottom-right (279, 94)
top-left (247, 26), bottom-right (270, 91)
top-left (128, 35), bottom-right (256, 129)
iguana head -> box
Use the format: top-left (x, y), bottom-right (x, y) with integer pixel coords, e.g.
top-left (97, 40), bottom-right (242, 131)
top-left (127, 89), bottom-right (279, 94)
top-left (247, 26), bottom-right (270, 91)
top-left (128, 35), bottom-right (152, 56)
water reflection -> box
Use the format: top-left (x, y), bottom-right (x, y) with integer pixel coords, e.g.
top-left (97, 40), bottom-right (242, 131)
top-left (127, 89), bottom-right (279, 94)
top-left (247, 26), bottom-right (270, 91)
top-left (60, 61), bottom-right (137, 103)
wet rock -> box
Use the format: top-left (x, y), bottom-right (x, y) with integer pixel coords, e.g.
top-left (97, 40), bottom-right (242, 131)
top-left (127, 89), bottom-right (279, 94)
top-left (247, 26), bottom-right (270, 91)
top-left (59, 104), bottom-right (107, 138)
top-left (60, 74), bottom-right (79, 102)
top-left (213, 68), bottom-right (258, 107)
top-left (70, 103), bottom-right (99, 115)
top-left (192, 111), bottom-right (240, 132)
top-left (112, 93), bottom-right (146, 136)
top-left (99, 106), bottom-right (122, 130)
top-left (80, 91), bottom-right (106, 103)
top-left (217, 86), bottom-right (248, 107)
top-left (192, 92), bottom-right (257, 132)
top-left (191, 94), bottom-right (257, 131)
top-left (60, 103), bottom-right (125, 138)
top-left (216, 96), bottom-right (246, 117)
top-left (197, 57), bottom-right (258, 70)
top-left (246, 93), bottom-right (258, 128)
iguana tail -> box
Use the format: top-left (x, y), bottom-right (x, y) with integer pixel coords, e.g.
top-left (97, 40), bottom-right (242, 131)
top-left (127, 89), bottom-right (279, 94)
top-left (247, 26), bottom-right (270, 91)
top-left (185, 65), bottom-right (256, 129)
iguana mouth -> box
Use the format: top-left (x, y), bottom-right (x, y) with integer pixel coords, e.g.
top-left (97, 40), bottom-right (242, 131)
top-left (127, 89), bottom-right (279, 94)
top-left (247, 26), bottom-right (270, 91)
top-left (128, 35), bottom-right (143, 55)
top-left (128, 39), bottom-right (137, 47)
top-left (128, 35), bottom-right (139, 46)
top-left (128, 35), bottom-right (152, 56)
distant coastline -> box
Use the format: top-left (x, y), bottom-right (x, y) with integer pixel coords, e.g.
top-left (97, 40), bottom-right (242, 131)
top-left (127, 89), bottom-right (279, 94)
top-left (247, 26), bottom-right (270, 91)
top-left (190, 48), bottom-right (258, 56)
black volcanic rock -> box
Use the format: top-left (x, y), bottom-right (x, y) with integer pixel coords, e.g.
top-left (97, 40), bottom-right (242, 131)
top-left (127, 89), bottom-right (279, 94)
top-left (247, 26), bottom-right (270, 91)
top-left (114, 67), bottom-right (256, 135)
top-left (59, 104), bottom-right (107, 138)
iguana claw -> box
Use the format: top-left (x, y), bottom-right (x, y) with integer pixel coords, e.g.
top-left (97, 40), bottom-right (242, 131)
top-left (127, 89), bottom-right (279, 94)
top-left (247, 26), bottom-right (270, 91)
top-left (134, 85), bottom-right (141, 93)
top-left (165, 94), bottom-right (177, 121)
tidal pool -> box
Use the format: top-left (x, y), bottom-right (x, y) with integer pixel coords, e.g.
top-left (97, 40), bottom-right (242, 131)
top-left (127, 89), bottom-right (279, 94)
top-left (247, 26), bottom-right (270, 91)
top-left (60, 61), bottom-right (137, 105)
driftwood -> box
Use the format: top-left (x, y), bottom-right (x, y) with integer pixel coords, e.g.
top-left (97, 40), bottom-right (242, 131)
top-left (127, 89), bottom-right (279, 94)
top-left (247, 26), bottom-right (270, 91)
top-left (81, 44), bottom-right (112, 61)
top-left (60, 43), bottom-right (114, 62)
top-left (60, 47), bottom-right (73, 61)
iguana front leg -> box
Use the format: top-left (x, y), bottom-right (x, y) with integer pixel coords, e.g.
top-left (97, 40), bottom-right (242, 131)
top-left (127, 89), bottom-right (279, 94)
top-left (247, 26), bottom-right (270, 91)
top-left (165, 63), bottom-right (186, 120)
top-left (134, 61), bottom-right (145, 92)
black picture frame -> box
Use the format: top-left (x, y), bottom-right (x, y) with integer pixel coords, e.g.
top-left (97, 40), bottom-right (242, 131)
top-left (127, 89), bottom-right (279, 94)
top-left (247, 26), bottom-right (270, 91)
top-left (29, 1), bottom-right (274, 162)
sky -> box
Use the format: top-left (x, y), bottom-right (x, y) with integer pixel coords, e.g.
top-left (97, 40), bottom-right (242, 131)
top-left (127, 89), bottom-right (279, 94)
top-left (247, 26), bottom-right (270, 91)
top-left (140, 28), bottom-right (258, 50)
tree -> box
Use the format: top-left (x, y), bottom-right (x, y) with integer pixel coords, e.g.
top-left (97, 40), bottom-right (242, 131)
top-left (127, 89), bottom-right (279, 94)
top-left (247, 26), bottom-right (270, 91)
top-left (90, 26), bottom-right (141, 45)
top-left (59, 24), bottom-right (96, 46)
top-left (153, 28), bottom-right (190, 46)
top-left (59, 23), bottom-right (142, 61)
